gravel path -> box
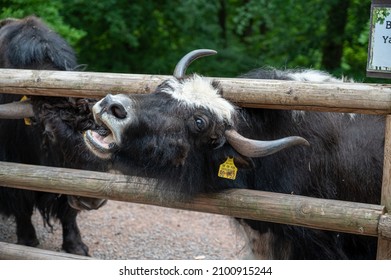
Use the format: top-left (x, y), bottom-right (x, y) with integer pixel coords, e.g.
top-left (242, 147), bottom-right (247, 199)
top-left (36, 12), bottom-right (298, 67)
top-left (0, 200), bottom-right (251, 259)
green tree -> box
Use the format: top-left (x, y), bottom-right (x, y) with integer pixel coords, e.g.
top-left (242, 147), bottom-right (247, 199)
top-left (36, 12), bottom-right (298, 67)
top-left (0, 0), bottom-right (85, 47)
top-left (60, 0), bottom-right (224, 74)
top-left (0, 0), bottom-right (375, 81)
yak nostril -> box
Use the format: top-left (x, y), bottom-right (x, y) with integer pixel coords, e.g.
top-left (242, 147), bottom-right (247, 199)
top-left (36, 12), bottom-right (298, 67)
top-left (109, 103), bottom-right (127, 119)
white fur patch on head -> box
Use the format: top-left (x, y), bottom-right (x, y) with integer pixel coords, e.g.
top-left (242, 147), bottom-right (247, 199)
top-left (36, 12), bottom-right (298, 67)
top-left (162, 74), bottom-right (236, 124)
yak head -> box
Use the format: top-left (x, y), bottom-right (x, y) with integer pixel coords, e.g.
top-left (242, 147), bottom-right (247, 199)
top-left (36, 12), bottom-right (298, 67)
top-left (83, 50), bottom-right (309, 195)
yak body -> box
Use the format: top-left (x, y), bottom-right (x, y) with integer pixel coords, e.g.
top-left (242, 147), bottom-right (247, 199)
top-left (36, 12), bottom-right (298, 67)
top-left (82, 52), bottom-right (383, 259)
top-left (0, 16), bottom-right (105, 255)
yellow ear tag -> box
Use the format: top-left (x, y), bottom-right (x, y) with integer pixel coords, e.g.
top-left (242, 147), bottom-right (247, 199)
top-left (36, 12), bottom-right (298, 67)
top-left (218, 157), bottom-right (238, 180)
top-left (20, 96), bottom-right (32, 126)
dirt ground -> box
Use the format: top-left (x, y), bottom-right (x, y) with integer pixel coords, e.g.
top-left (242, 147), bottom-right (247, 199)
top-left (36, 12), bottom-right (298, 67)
top-left (0, 199), bottom-right (251, 260)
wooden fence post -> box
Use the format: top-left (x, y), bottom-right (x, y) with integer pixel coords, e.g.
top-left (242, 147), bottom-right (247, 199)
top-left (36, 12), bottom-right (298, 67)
top-left (377, 115), bottom-right (391, 259)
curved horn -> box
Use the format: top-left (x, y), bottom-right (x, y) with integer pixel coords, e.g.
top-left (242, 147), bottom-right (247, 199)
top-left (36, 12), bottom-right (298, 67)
top-left (173, 49), bottom-right (217, 79)
top-left (225, 129), bottom-right (309, 158)
top-left (0, 101), bottom-right (34, 119)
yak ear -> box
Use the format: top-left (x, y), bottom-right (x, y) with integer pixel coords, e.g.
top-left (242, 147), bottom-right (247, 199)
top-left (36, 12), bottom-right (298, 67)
top-left (231, 153), bottom-right (254, 169)
top-left (212, 146), bottom-right (254, 169)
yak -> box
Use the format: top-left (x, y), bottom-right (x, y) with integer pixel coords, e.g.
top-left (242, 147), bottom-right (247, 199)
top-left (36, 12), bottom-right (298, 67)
top-left (0, 16), bottom-right (107, 256)
top-left (79, 49), bottom-right (384, 259)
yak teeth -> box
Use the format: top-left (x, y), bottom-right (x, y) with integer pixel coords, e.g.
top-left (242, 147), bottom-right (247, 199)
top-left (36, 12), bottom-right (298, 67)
top-left (109, 142), bottom-right (118, 149)
top-left (97, 127), bottom-right (110, 137)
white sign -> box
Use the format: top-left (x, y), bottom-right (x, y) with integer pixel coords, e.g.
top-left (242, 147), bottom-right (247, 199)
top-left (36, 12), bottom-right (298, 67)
top-left (367, 3), bottom-right (391, 78)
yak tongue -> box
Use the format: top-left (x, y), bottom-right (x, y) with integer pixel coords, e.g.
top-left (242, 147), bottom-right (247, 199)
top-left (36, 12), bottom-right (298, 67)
top-left (90, 130), bottom-right (114, 148)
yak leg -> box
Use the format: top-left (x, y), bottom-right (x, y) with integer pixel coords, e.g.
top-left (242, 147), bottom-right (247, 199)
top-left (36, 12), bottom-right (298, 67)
top-left (14, 209), bottom-right (39, 247)
top-left (60, 209), bottom-right (89, 256)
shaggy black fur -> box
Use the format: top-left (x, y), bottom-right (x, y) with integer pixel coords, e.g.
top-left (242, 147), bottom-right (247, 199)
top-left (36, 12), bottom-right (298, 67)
top-left (0, 16), bottom-right (105, 255)
top-left (90, 69), bottom-right (383, 259)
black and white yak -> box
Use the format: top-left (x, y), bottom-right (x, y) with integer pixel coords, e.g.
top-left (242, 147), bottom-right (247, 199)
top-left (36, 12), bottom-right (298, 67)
top-left (80, 49), bottom-right (384, 259)
top-left (0, 16), bottom-right (107, 256)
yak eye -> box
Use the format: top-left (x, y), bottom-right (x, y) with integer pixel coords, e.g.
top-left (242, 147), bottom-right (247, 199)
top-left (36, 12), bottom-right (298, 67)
top-left (195, 117), bottom-right (206, 131)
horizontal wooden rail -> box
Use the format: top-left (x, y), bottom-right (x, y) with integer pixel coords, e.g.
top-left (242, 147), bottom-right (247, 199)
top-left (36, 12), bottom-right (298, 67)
top-left (0, 241), bottom-right (92, 260)
top-left (1, 69), bottom-right (391, 114)
top-left (0, 161), bottom-right (390, 239)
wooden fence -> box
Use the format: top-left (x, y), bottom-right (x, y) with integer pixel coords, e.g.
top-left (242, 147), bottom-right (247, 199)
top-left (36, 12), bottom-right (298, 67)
top-left (0, 69), bottom-right (391, 259)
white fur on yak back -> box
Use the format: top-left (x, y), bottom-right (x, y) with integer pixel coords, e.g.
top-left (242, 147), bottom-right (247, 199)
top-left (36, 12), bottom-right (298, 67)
top-left (286, 69), bottom-right (344, 83)
top-left (241, 68), bottom-right (346, 83)
top-left (240, 68), bottom-right (350, 123)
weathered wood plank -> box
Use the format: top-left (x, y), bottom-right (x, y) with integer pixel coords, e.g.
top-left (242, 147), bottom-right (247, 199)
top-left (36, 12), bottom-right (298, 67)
top-left (1, 69), bottom-right (391, 114)
top-left (0, 69), bottom-right (166, 98)
top-left (0, 161), bottom-right (386, 238)
top-left (0, 241), bottom-right (92, 260)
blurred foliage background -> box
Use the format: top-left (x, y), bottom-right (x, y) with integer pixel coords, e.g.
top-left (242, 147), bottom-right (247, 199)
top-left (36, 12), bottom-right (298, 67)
top-left (0, 0), bottom-right (380, 82)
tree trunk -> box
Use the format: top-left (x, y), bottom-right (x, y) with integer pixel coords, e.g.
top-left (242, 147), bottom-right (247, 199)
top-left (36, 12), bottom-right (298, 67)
top-left (321, 1), bottom-right (351, 72)
top-left (218, 0), bottom-right (227, 47)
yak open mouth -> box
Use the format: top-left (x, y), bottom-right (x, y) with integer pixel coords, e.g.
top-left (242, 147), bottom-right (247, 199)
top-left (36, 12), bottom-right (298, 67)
top-left (84, 125), bottom-right (118, 159)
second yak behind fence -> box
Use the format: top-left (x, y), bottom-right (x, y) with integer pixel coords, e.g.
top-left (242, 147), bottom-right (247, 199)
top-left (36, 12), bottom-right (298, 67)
top-left (0, 16), bottom-right (107, 256)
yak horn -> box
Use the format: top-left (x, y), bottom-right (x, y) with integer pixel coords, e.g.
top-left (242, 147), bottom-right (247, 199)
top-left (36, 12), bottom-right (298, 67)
top-left (0, 101), bottom-right (34, 119)
top-left (173, 49), bottom-right (217, 79)
top-left (225, 129), bottom-right (309, 158)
